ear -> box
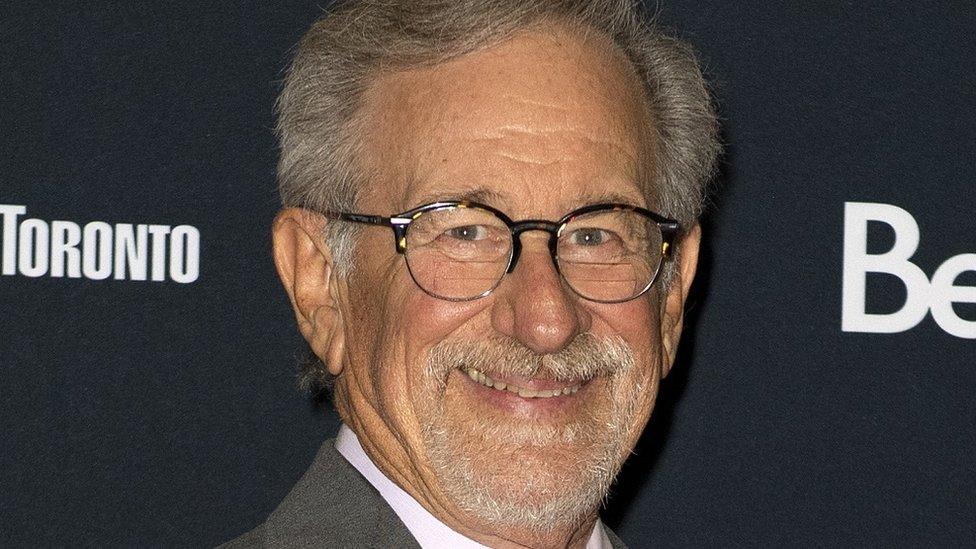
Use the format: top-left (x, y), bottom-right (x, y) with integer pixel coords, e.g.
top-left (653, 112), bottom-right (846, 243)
top-left (660, 224), bottom-right (701, 378)
top-left (272, 208), bottom-right (347, 376)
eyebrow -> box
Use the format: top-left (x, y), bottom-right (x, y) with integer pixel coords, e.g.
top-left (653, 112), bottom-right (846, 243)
top-left (407, 186), bottom-right (646, 212)
top-left (579, 190), bottom-right (646, 208)
top-left (409, 187), bottom-right (507, 208)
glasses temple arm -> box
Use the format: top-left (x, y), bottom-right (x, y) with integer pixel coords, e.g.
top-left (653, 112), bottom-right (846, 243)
top-left (320, 211), bottom-right (392, 226)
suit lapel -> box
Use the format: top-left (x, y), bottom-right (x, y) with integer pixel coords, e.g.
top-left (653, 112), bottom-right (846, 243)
top-left (262, 438), bottom-right (420, 548)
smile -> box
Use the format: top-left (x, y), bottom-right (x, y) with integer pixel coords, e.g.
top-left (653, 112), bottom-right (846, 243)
top-left (463, 367), bottom-right (582, 398)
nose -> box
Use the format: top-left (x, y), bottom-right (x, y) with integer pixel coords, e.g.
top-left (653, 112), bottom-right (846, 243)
top-left (490, 236), bottom-right (591, 355)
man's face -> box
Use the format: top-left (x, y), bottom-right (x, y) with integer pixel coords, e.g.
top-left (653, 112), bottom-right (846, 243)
top-left (319, 27), bottom-right (696, 541)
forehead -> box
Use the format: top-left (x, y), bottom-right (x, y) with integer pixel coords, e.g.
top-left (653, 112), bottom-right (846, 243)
top-left (359, 25), bottom-right (652, 216)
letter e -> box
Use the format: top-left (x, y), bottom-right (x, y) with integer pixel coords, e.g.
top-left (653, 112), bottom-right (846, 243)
top-left (929, 254), bottom-right (976, 339)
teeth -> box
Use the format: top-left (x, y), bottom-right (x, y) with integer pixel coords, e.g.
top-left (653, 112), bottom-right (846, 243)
top-left (462, 368), bottom-right (581, 399)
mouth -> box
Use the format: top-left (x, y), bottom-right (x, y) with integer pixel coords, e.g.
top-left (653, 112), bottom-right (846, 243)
top-left (462, 367), bottom-right (585, 399)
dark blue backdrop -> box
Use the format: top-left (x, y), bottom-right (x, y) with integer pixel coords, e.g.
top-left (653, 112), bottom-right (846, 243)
top-left (2, 2), bottom-right (973, 547)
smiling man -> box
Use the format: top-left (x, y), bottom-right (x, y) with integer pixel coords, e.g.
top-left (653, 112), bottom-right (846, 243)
top-left (226, 1), bottom-right (719, 548)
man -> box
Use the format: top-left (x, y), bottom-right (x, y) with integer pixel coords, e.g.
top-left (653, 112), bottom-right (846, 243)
top-left (226, 0), bottom-right (718, 547)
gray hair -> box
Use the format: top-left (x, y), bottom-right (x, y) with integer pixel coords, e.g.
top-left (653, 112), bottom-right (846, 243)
top-left (276, 0), bottom-right (721, 393)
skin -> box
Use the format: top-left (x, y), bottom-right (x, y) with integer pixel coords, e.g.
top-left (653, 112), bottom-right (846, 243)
top-left (273, 25), bottom-right (701, 549)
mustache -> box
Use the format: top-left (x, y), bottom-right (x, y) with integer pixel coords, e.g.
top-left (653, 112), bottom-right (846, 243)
top-left (425, 333), bottom-right (635, 385)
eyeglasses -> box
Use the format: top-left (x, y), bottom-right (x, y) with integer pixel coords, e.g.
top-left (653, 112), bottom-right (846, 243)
top-left (321, 201), bottom-right (680, 303)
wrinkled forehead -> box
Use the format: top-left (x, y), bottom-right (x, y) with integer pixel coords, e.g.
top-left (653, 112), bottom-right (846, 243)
top-left (358, 24), bottom-right (653, 215)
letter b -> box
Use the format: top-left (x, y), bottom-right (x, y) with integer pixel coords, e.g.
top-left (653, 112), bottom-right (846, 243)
top-left (842, 202), bottom-right (930, 333)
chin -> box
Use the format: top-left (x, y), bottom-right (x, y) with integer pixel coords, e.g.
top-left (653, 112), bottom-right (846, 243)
top-left (415, 333), bottom-right (652, 532)
top-left (421, 399), bottom-right (635, 533)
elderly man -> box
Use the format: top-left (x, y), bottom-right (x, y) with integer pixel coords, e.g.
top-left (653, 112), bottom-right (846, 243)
top-left (227, 0), bottom-right (718, 547)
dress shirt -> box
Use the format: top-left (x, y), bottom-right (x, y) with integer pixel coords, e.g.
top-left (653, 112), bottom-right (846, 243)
top-left (335, 424), bottom-right (611, 549)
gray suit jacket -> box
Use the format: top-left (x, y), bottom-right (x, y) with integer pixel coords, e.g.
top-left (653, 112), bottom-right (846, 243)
top-left (220, 439), bottom-right (628, 548)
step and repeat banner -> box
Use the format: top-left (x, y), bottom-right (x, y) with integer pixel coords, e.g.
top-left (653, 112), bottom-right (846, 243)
top-left (2, 2), bottom-right (973, 547)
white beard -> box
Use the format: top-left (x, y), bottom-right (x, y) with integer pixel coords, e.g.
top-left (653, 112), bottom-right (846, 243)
top-left (419, 334), bottom-right (641, 533)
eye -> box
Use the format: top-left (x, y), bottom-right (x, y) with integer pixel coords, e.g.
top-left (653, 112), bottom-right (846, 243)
top-left (447, 225), bottom-right (489, 241)
top-left (569, 227), bottom-right (611, 246)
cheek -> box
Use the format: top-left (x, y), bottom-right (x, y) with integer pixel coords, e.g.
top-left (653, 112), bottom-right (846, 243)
top-left (591, 295), bottom-right (664, 435)
top-left (351, 263), bottom-right (491, 414)
top-left (588, 293), bottom-right (662, 365)
top-left (395, 291), bottom-right (493, 386)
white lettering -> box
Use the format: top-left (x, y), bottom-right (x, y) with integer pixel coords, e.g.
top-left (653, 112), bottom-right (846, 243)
top-left (148, 225), bottom-right (170, 282)
top-left (18, 219), bottom-right (49, 277)
top-left (82, 222), bottom-right (113, 280)
top-left (1, 204), bottom-right (27, 275)
top-left (929, 254), bottom-right (976, 339)
top-left (114, 224), bottom-right (148, 281)
top-left (51, 220), bottom-right (82, 278)
top-left (169, 225), bottom-right (200, 283)
top-left (842, 202), bottom-right (930, 333)
top-left (842, 202), bottom-right (975, 339)
top-left (0, 205), bottom-right (201, 284)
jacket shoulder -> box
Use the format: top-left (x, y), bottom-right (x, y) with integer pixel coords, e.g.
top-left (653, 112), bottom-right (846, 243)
top-left (216, 523), bottom-right (265, 548)
top-left (217, 439), bottom-right (418, 548)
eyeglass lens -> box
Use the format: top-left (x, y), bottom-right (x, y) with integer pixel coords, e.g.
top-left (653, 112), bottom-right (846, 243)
top-left (403, 205), bottom-right (663, 302)
top-left (557, 209), bottom-right (662, 302)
